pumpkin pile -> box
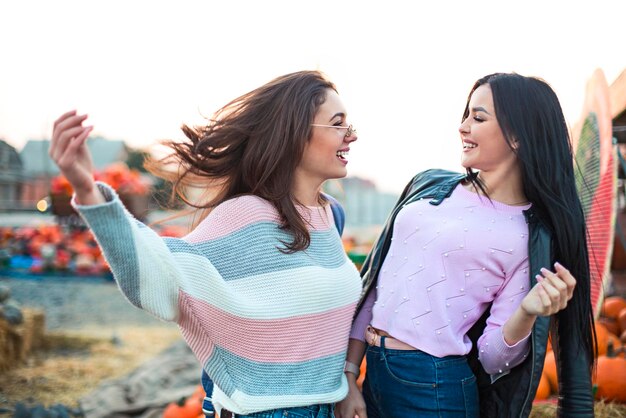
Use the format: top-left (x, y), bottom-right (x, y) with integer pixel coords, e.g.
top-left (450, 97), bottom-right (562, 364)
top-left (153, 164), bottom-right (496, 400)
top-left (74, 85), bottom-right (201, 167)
top-left (534, 295), bottom-right (626, 403)
top-left (51, 162), bottom-right (150, 198)
top-left (50, 162), bottom-right (151, 219)
top-left (0, 225), bottom-right (109, 276)
top-left (0, 224), bottom-right (187, 277)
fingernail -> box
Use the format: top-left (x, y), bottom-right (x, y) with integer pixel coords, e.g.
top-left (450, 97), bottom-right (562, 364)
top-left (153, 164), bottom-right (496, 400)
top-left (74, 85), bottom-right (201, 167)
top-left (536, 274), bottom-right (543, 282)
top-left (554, 262), bottom-right (563, 269)
top-left (540, 267), bottom-right (550, 275)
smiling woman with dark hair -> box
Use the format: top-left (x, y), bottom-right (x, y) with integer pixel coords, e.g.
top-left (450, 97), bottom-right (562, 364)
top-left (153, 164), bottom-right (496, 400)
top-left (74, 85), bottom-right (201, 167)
top-left (48, 70), bottom-right (361, 418)
top-left (338, 73), bottom-right (595, 418)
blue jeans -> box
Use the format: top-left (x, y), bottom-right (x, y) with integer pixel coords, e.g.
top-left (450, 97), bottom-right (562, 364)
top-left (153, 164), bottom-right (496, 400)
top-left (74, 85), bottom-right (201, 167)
top-left (234, 403), bottom-right (334, 418)
top-left (363, 337), bottom-right (478, 418)
top-left (201, 371), bottom-right (215, 415)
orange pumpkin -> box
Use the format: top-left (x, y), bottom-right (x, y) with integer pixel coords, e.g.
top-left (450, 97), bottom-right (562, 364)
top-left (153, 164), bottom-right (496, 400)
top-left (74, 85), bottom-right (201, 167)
top-left (598, 316), bottom-right (621, 336)
top-left (183, 396), bottom-right (202, 416)
top-left (534, 372), bottom-right (551, 400)
top-left (593, 342), bottom-right (626, 402)
top-left (163, 395), bottom-right (202, 418)
top-left (192, 384), bottom-right (205, 400)
top-left (601, 296), bottom-right (626, 319)
top-left (543, 350), bottom-right (558, 393)
top-left (618, 307), bottom-right (626, 334)
top-left (595, 322), bottom-right (611, 356)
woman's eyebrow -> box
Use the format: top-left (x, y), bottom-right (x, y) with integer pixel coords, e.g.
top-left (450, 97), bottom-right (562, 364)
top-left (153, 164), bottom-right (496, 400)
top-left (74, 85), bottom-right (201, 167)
top-left (472, 106), bottom-right (492, 115)
top-left (328, 112), bottom-right (346, 122)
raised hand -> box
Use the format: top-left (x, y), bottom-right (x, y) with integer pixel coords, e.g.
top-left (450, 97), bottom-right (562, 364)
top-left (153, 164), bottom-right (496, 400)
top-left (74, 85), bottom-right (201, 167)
top-left (521, 262), bottom-right (576, 316)
top-left (49, 110), bottom-right (103, 205)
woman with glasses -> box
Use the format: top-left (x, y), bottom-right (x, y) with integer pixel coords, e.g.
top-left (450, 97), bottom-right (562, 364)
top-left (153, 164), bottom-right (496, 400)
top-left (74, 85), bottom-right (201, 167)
top-left (337, 73), bottom-right (595, 418)
top-left (49, 70), bottom-right (361, 418)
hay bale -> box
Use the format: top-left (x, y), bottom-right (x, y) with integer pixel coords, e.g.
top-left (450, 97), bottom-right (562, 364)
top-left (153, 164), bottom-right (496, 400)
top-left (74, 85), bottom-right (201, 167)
top-left (16, 308), bottom-right (46, 356)
top-left (0, 307), bottom-right (45, 372)
top-left (530, 400), bottom-right (626, 417)
top-left (0, 317), bottom-right (20, 372)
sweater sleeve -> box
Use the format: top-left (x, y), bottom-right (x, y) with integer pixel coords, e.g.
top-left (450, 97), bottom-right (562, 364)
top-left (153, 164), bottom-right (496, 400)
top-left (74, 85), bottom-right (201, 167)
top-left (349, 288), bottom-right (376, 341)
top-left (73, 182), bottom-right (217, 323)
top-left (477, 259), bottom-right (531, 375)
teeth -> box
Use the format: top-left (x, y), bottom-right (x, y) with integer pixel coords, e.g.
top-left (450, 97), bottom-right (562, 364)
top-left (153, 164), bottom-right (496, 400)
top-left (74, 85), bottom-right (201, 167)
top-left (336, 150), bottom-right (349, 157)
top-left (463, 143), bottom-right (477, 149)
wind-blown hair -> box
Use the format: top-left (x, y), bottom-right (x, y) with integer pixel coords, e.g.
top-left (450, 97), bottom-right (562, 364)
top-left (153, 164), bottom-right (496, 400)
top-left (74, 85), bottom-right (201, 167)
top-left (462, 73), bottom-right (595, 370)
top-left (147, 70), bottom-right (336, 252)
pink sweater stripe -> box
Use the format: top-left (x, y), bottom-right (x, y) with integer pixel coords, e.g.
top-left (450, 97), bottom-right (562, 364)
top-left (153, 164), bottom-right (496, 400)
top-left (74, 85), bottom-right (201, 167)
top-left (180, 291), bottom-right (356, 362)
top-left (178, 292), bottom-right (216, 365)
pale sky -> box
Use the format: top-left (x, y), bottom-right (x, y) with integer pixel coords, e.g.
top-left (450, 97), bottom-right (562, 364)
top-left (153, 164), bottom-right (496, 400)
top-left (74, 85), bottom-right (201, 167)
top-left (0, 0), bottom-right (624, 193)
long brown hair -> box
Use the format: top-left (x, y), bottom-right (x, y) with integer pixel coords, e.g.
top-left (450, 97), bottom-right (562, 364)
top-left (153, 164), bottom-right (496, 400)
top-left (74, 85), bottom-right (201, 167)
top-left (147, 70), bottom-right (337, 252)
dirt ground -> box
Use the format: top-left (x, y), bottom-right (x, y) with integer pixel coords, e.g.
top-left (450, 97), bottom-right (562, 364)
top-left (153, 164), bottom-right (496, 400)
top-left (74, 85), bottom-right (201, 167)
top-left (0, 276), bottom-right (183, 410)
top-left (0, 326), bottom-right (182, 408)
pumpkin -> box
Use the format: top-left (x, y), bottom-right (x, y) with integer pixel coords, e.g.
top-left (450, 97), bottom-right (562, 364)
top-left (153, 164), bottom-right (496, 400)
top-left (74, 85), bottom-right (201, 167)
top-left (593, 342), bottom-right (626, 402)
top-left (543, 350), bottom-right (558, 393)
top-left (601, 296), bottom-right (626, 319)
top-left (534, 372), bottom-right (551, 400)
top-left (163, 395), bottom-right (201, 418)
top-left (598, 316), bottom-right (621, 336)
top-left (595, 322), bottom-right (611, 357)
top-left (191, 384), bottom-right (205, 400)
top-left (183, 396), bottom-right (202, 416)
top-left (618, 307), bottom-right (626, 334)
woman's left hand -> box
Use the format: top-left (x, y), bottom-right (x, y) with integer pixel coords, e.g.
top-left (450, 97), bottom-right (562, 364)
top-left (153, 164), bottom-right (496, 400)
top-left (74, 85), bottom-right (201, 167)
top-left (520, 262), bottom-right (576, 316)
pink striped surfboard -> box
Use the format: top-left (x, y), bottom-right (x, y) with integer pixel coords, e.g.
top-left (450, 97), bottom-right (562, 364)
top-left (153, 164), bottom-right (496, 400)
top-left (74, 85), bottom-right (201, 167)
top-left (571, 69), bottom-right (618, 318)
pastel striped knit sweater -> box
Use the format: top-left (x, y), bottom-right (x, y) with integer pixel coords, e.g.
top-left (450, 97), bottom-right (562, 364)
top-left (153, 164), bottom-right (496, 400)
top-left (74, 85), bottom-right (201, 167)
top-left (73, 183), bottom-right (362, 415)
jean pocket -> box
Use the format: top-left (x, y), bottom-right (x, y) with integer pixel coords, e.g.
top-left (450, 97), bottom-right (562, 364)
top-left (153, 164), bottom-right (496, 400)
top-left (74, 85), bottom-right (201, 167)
top-left (236, 411), bottom-right (275, 418)
top-left (382, 353), bottom-right (437, 387)
top-left (461, 374), bottom-right (479, 418)
top-left (282, 412), bottom-right (311, 418)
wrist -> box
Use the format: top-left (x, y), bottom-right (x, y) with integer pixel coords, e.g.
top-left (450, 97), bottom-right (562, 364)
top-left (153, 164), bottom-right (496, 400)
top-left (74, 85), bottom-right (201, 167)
top-left (519, 304), bottom-right (538, 319)
top-left (343, 361), bottom-right (360, 378)
top-left (74, 183), bottom-right (105, 206)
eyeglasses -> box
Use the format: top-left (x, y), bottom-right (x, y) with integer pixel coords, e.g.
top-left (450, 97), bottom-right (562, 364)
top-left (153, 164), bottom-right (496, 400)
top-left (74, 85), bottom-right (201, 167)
top-left (311, 123), bottom-right (357, 138)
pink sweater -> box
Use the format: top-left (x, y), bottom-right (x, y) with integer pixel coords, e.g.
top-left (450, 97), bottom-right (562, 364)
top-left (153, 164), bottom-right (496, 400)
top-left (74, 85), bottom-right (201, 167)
top-left (351, 184), bottom-right (532, 375)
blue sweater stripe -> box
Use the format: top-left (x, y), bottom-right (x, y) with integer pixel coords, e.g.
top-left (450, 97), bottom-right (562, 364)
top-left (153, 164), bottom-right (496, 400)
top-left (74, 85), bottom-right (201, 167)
top-left (204, 347), bottom-right (345, 397)
top-left (165, 223), bottom-right (346, 280)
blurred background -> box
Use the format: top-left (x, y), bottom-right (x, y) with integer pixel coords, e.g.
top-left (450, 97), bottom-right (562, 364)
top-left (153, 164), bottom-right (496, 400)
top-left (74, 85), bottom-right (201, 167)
top-left (1, 1), bottom-right (626, 416)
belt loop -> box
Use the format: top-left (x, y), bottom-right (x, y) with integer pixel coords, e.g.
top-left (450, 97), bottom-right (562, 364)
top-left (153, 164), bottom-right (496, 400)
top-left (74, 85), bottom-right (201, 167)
top-left (380, 335), bottom-right (387, 359)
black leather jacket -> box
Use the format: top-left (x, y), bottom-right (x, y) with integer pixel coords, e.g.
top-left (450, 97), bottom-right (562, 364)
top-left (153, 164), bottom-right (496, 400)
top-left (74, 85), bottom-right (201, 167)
top-left (356, 169), bottom-right (593, 417)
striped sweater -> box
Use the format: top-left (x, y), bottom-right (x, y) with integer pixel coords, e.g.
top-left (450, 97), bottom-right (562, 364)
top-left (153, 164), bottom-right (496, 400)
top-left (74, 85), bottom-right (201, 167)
top-left (73, 183), bottom-right (362, 414)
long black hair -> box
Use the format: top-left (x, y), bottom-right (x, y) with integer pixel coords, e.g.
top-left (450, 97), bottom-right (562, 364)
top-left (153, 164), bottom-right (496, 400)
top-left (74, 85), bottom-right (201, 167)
top-left (462, 73), bottom-right (595, 370)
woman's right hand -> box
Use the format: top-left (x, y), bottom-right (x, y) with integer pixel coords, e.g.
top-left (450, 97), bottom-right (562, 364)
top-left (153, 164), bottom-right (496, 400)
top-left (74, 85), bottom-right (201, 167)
top-left (50, 110), bottom-right (103, 205)
top-left (336, 376), bottom-right (367, 418)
